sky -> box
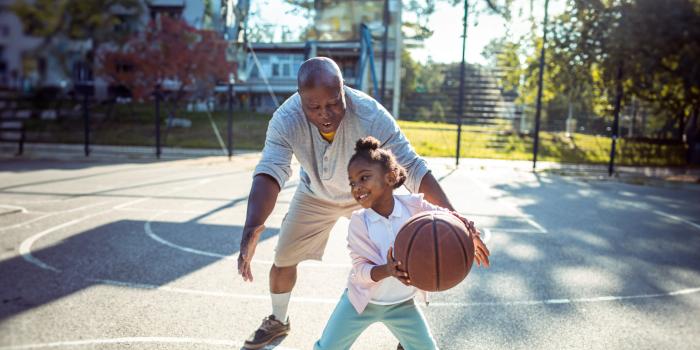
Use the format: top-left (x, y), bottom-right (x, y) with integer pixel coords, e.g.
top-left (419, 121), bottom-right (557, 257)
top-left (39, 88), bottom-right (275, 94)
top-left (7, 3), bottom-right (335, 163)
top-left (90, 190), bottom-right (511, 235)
top-left (246, 0), bottom-right (566, 65)
top-left (407, 0), bottom-right (566, 64)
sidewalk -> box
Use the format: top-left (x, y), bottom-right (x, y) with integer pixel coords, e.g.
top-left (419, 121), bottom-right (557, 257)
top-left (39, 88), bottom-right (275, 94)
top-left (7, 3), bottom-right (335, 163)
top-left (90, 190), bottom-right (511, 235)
top-left (0, 141), bottom-right (258, 161)
top-left (3, 141), bottom-right (699, 185)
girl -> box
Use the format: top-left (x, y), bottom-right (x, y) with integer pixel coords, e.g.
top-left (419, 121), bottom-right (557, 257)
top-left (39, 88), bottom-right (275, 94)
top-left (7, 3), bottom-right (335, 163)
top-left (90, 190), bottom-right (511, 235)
top-left (314, 136), bottom-right (490, 350)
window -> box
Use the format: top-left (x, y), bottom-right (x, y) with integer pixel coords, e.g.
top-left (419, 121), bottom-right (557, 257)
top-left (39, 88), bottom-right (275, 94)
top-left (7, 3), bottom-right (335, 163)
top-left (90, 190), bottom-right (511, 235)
top-left (272, 63), bottom-right (280, 77)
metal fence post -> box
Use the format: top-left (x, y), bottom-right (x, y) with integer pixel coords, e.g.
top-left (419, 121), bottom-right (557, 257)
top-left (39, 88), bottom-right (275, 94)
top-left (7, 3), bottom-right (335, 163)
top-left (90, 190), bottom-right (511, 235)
top-left (456, 0), bottom-right (469, 167)
top-left (609, 63), bottom-right (624, 176)
top-left (155, 85), bottom-right (161, 159)
top-left (228, 81), bottom-right (234, 160)
top-left (82, 88), bottom-right (90, 157)
top-left (532, 0), bottom-right (550, 170)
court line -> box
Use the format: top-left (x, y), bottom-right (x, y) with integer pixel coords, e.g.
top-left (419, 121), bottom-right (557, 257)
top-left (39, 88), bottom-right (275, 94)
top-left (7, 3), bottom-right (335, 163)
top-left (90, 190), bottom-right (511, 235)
top-left (465, 175), bottom-right (548, 234)
top-left (597, 196), bottom-right (700, 232)
top-left (428, 286), bottom-right (700, 307)
top-left (0, 204), bottom-right (28, 215)
top-left (653, 210), bottom-right (700, 231)
top-left (88, 277), bottom-right (700, 307)
top-left (522, 217), bottom-right (548, 233)
top-left (488, 228), bottom-right (544, 234)
top-left (0, 200), bottom-right (114, 232)
top-left (0, 337), bottom-right (299, 350)
top-left (2, 169), bottom-right (228, 232)
top-left (18, 180), bottom-right (214, 272)
top-left (143, 210), bottom-right (353, 268)
top-left (18, 208), bottom-right (117, 272)
top-left (114, 207), bottom-right (205, 215)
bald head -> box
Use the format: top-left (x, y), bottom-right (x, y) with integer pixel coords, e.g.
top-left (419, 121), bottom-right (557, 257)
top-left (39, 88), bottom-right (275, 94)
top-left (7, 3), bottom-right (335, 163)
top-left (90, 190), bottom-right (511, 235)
top-left (297, 57), bottom-right (343, 92)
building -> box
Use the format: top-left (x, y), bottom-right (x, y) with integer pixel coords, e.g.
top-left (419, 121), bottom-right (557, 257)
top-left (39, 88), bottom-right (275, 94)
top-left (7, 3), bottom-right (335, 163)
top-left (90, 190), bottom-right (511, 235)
top-left (2, 0), bottom-right (401, 114)
top-left (0, 0), bottom-right (210, 98)
top-left (233, 39), bottom-right (396, 113)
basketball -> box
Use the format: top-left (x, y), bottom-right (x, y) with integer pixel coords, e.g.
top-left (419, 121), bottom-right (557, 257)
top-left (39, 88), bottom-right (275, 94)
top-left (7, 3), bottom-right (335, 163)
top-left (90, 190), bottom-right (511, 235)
top-left (393, 211), bottom-right (475, 292)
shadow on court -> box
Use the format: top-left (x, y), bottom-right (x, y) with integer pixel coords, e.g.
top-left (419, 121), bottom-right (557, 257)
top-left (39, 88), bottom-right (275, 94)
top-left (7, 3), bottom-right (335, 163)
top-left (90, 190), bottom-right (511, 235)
top-left (0, 219), bottom-right (280, 323)
top-left (426, 172), bottom-right (700, 347)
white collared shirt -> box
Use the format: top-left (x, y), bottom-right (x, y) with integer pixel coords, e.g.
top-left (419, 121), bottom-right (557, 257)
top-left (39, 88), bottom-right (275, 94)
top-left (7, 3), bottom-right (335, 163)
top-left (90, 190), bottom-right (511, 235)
top-left (364, 196), bottom-right (417, 305)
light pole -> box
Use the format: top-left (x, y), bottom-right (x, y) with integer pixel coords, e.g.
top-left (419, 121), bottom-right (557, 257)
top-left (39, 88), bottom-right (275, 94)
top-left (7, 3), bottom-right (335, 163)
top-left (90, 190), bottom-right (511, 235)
top-left (532, 0), bottom-right (550, 170)
top-left (456, 0), bottom-right (469, 166)
top-left (227, 75), bottom-right (234, 160)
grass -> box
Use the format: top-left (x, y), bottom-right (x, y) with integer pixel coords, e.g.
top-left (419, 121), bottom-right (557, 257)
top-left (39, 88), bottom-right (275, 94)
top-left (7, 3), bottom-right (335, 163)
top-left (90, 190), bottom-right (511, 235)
top-left (398, 120), bottom-right (687, 166)
top-left (22, 103), bottom-right (686, 166)
top-left (24, 102), bottom-right (270, 151)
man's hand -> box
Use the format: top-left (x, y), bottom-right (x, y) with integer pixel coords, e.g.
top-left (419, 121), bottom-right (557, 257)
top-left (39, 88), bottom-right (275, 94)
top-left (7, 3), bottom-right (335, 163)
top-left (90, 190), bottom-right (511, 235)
top-left (384, 247), bottom-right (411, 286)
top-left (237, 225), bottom-right (266, 282)
top-left (451, 211), bottom-right (490, 268)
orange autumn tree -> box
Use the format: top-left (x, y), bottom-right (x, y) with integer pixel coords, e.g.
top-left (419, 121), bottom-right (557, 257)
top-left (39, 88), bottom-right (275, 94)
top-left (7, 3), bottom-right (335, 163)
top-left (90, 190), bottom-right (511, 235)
top-left (98, 16), bottom-right (233, 105)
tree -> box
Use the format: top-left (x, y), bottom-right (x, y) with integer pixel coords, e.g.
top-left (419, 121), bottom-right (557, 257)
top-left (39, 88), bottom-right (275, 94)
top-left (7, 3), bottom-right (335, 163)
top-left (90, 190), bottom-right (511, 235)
top-left (12, 0), bottom-right (142, 84)
top-left (98, 16), bottom-right (233, 106)
top-left (555, 0), bottom-right (700, 143)
top-left (482, 37), bottom-right (522, 94)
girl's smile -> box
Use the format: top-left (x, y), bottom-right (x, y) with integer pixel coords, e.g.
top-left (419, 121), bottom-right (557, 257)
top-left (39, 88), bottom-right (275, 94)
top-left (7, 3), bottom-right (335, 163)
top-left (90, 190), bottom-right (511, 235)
top-left (348, 159), bottom-right (396, 217)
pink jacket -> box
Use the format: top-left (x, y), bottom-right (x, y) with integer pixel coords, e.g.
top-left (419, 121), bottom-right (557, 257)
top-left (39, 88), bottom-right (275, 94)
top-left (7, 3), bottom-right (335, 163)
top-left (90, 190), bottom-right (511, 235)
top-left (345, 193), bottom-right (448, 314)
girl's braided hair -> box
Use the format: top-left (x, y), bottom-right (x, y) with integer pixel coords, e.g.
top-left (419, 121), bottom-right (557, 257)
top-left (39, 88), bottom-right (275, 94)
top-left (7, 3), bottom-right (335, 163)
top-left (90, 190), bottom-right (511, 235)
top-left (348, 136), bottom-right (407, 189)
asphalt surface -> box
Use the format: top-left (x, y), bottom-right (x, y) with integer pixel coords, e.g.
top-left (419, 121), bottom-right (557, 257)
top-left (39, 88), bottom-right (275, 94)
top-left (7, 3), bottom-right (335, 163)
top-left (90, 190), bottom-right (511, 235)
top-left (0, 155), bottom-right (699, 349)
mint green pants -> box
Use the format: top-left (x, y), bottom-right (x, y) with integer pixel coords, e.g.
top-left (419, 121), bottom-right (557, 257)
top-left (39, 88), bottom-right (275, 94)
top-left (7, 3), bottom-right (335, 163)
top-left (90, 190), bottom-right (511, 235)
top-left (314, 290), bottom-right (438, 350)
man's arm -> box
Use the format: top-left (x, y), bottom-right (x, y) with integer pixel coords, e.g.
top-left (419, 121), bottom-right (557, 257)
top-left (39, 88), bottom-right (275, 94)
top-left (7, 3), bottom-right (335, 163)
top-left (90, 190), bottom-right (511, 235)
top-left (418, 172), bottom-right (454, 211)
top-left (237, 174), bottom-right (281, 282)
top-left (244, 174), bottom-right (281, 229)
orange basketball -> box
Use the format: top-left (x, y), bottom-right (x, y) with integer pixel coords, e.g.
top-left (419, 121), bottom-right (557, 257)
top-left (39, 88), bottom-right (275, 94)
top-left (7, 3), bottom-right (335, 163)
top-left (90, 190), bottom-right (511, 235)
top-left (393, 211), bottom-right (475, 292)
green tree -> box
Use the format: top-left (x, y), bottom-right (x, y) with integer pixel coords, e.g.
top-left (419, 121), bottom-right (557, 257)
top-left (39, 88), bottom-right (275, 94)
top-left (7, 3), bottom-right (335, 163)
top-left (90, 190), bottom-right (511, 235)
top-left (555, 0), bottom-right (700, 143)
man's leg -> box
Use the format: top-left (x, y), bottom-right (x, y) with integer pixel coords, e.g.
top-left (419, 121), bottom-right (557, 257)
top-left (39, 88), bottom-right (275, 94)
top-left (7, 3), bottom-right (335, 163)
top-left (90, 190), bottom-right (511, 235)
top-left (244, 190), bottom-right (356, 349)
top-left (242, 265), bottom-right (299, 349)
top-left (269, 263), bottom-right (297, 323)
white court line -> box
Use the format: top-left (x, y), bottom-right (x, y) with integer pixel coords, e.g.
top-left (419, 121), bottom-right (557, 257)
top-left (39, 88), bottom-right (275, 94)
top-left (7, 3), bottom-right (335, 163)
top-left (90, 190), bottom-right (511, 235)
top-left (465, 175), bottom-right (548, 234)
top-left (0, 200), bottom-right (114, 232)
top-left (3, 169), bottom-right (224, 231)
top-left (429, 286), bottom-right (700, 307)
top-left (144, 210), bottom-right (353, 268)
top-left (18, 180), bottom-right (214, 273)
top-left (111, 178), bottom-right (211, 210)
top-left (114, 207), bottom-right (205, 215)
top-left (522, 216), bottom-right (548, 233)
top-left (0, 204), bottom-right (28, 214)
top-left (88, 277), bottom-right (700, 307)
top-left (486, 228), bottom-right (544, 234)
top-left (653, 210), bottom-right (700, 231)
top-left (0, 337), bottom-right (299, 350)
top-left (18, 208), bottom-right (118, 272)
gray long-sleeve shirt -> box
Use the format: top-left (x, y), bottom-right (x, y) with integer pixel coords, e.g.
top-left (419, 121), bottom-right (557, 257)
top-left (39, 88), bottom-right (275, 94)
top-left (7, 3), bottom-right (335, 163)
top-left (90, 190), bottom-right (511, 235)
top-left (253, 86), bottom-right (430, 204)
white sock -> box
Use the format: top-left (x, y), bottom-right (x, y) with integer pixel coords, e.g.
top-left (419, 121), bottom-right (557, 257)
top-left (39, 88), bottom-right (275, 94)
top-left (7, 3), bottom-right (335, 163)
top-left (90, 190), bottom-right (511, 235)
top-left (271, 292), bottom-right (291, 323)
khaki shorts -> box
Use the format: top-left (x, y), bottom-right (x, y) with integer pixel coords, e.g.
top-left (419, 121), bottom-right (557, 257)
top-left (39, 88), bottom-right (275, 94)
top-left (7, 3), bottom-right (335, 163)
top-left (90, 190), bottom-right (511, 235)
top-left (274, 189), bottom-right (360, 267)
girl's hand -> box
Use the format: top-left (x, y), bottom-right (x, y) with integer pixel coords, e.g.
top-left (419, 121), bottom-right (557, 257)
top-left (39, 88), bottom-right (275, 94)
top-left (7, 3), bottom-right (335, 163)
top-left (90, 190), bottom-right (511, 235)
top-left (385, 247), bottom-right (411, 286)
top-left (451, 211), bottom-right (491, 268)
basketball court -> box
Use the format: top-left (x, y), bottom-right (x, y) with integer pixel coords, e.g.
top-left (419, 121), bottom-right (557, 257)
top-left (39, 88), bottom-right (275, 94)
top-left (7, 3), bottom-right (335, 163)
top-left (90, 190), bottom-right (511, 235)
top-left (1, 154), bottom-right (699, 349)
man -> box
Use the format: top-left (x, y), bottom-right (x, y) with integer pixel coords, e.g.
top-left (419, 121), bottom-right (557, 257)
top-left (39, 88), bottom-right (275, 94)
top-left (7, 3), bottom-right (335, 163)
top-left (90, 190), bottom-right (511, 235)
top-left (237, 57), bottom-right (489, 349)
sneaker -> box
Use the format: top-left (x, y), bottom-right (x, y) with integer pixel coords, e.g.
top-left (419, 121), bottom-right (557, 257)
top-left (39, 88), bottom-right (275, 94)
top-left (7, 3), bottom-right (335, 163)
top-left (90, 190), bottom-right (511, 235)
top-left (243, 315), bottom-right (290, 349)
